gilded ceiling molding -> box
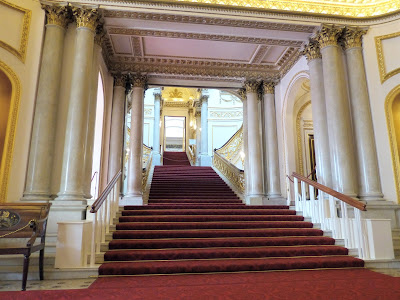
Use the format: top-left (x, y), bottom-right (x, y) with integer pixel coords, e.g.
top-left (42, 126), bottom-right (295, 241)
top-left (130, 74), bottom-right (148, 88)
top-left (72, 7), bottom-right (99, 32)
top-left (375, 31), bottom-right (400, 83)
top-left (0, 0), bottom-right (31, 63)
top-left (244, 81), bottom-right (260, 94)
top-left (315, 25), bottom-right (343, 49)
top-left (263, 82), bottom-right (276, 94)
top-left (42, 4), bottom-right (70, 28)
top-left (302, 40), bottom-right (322, 61)
top-left (342, 27), bottom-right (367, 49)
top-left (113, 74), bottom-right (127, 87)
top-left (103, 11), bottom-right (315, 32)
top-left (106, 27), bottom-right (304, 47)
top-left (164, 101), bottom-right (191, 108)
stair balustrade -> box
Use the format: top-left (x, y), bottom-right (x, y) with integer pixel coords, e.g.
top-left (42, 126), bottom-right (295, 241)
top-left (89, 170), bottom-right (122, 266)
top-left (291, 172), bottom-right (394, 260)
top-left (142, 144), bottom-right (153, 191)
top-left (187, 144), bottom-right (196, 165)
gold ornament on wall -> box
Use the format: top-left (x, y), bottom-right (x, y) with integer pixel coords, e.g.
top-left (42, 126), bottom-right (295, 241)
top-left (375, 31), bottom-right (400, 84)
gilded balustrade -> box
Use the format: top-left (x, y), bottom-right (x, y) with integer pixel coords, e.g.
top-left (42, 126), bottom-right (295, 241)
top-left (142, 144), bottom-right (153, 191)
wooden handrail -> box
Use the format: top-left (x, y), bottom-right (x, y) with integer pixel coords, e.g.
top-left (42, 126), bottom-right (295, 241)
top-left (292, 172), bottom-right (367, 211)
top-left (90, 170), bottom-right (122, 213)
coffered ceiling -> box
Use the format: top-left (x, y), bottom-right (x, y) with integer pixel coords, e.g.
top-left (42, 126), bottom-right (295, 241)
top-left (102, 9), bottom-right (317, 87)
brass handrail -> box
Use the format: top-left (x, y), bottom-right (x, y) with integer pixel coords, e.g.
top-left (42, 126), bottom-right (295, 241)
top-left (90, 170), bottom-right (122, 213)
top-left (291, 172), bottom-right (366, 211)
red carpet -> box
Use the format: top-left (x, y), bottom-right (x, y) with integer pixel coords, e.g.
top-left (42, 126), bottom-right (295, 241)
top-left (163, 151), bottom-right (191, 165)
top-left (100, 165), bottom-right (363, 276)
top-left (2, 269), bottom-right (400, 299)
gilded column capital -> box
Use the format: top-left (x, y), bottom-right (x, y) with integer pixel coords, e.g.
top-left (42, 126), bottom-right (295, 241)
top-left (315, 25), bottom-right (343, 49)
top-left (131, 74), bottom-right (148, 89)
top-left (263, 82), bottom-right (276, 94)
top-left (94, 22), bottom-right (106, 46)
top-left (200, 95), bottom-right (209, 104)
top-left (244, 81), bottom-right (260, 94)
top-left (154, 93), bottom-right (162, 102)
top-left (195, 111), bottom-right (201, 117)
top-left (42, 5), bottom-right (71, 28)
top-left (238, 88), bottom-right (247, 100)
top-left (342, 27), bottom-right (367, 50)
top-left (72, 7), bottom-right (99, 32)
top-left (302, 40), bottom-right (322, 61)
top-left (113, 74), bottom-right (127, 87)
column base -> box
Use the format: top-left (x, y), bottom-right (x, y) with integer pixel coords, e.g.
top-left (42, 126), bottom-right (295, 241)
top-left (152, 152), bottom-right (161, 166)
top-left (263, 195), bottom-right (287, 205)
top-left (358, 200), bottom-right (400, 229)
top-left (358, 193), bottom-right (385, 201)
top-left (121, 194), bottom-right (143, 206)
top-left (199, 154), bottom-right (212, 166)
top-left (245, 195), bottom-right (264, 205)
top-left (21, 192), bottom-right (53, 202)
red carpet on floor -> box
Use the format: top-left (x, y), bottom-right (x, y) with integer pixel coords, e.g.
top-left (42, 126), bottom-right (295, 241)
top-left (100, 165), bottom-right (363, 276)
top-left (162, 151), bottom-right (191, 165)
top-left (1, 269), bottom-right (400, 299)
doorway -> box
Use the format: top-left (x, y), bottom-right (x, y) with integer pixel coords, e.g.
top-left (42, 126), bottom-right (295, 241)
top-left (164, 116), bottom-right (186, 152)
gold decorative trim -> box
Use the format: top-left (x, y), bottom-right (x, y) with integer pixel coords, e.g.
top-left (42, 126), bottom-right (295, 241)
top-left (213, 152), bottom-right (244, 194)
top-left (164, 101), bottom-right (191, 108)
top-left (384, 85), bottom-right (400, 204)
top-left (0, 0), bottom-right (31, 63)
top-left (375, 31), bottom-right (400, 84)
top-left (0, 61), bottom-right (21, 203)
top-left (296, 100), bottom-right (311, 176)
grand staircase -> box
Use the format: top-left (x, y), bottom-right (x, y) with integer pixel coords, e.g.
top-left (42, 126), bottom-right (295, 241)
top-left (99, 157), bottom-right (364, 276)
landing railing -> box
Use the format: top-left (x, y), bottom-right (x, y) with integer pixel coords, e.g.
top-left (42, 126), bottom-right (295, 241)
top-left (187, 144), bottom-right (196, 165)
top-left (213, 152), bottom-right (244, 194)
top-left (142, 150), bottom-right (153, 191)
top-left (89, 170), bottom-right (122, 266)
top-left (291, 172), bottom-right (394, 260)
top-left (142, 144), bottom-right (152, 167)
top-left (215, 125), bottom-right (243, 162)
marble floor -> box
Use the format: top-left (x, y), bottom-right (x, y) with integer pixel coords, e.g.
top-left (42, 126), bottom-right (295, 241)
top-left (0, 269), bottom-right (399, 291)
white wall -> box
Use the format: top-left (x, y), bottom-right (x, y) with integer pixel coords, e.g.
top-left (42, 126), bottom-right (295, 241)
top-left (0, 0), bottom-right (44, 202)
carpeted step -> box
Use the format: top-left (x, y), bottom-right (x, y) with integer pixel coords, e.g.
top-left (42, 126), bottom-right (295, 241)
top-left (118, 215), bottom-right (305, 223)
top-left (121, 209), bottom-right (297, 216)
top-left (123, 205), bottom-right (289, 210)
top-left (112, 228), bottom-right (324, 239)
top-left (148, 199), bottom-right (243, 204)
top-left (104, 245), bottom-right (348, 261)
top-left (99, 256), bottom-right (364, 276)
top-left (108, 236), bottom-right (337, 250)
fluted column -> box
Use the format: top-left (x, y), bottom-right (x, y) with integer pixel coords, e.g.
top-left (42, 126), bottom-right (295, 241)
top-left (245, 81), bottom-right (264, 205)
top-left (238, 88), bottom-right (250, 197)
top-left (123, 75), bottom-right (147, 205)
top-left (23, 5), bottom-right (70, 201)
top-left (152, 93), bottom-right (162, 165)
top-left (195, 110), bottom-right (201, 166)
top-left (343, 28), bottom-right (383, 201)
top-left (262, 82), bottom-right (282, 199)
top-left (83, 28), bottom-right (103, 198)
top-left (199, 95), bottom-right (212, 166)
top-left (316, 25), bottom-right (358, 196)
top-left (56, 8), bottom-right (98, 202)
top-left (303, 41), bottom-right (332, 188)
top-left (108, 75), bottom-right (127, 183)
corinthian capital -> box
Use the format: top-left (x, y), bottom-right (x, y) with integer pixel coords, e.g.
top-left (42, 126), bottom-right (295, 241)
top-left (263, 82), bottom-right (276, 94)
top-left (42, 5), bottom-right (71, 28)
top-left (302, 40), bottom-right (321, 61)
top-left (244, 81), bottom-right (260, 94)
top-left (72, 7), bottom-right (99, 32)
top-left (316, 25), bottom-right (343, 49)
top-left (238, 88), bottom-right (246, 100)
top-left (342, 27), bottom-right (367, 50)
top-left (154, 93), bottom-right (162, 102)
top-left (131, 74), bottom-right (148, 89)
top-left (200, 95), bottom-right (209, 104)
top-left (113, 74), bottom-right (127, 87)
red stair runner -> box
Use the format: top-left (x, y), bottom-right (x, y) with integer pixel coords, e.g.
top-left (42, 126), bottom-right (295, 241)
top-left (99, 166), bottom-right (363, 276)
top-left (162, 151), bottom-right (191, 165)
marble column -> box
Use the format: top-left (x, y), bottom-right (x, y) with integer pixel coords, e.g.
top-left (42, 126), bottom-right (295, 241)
top-left (55, 8), bottom-right (98, 202)
top-left (83, 28), bottom-right (103, 199)
top-left (316, 25), bottom-right (358, 196)
top-left (152, 93), bottom-right (162, 165)
top-left (122, 75), bottom-right (147, 205)
top-left (303, 41), bottom-right (333, 188)
top-left (262, 82), bottom-right (282, 199)
top-left (22, 5), bottom-right (70, 201)
top-left (343, 28), bottom-right (383, 200)
top-left (108, 75), bottom-right (127, 183)
top-left (199, 95), bottom-right (212, 166)
top-left (195, 110), bottom-right (201, 166)
top-left (238, 88), bottom-right (250, 197)
top-left (245, 81), bottom-right (264, 205)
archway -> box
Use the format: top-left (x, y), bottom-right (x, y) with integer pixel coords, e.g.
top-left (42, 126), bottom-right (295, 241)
top-left (0, 61), bottom-right (20, 202)
top-left (385, 85), bottom-right (400, 203)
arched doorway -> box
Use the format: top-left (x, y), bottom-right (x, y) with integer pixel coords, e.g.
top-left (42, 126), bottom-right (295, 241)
top-left (385, 85), bottom-right (400, 203)
top-left (0, 62), bottom-right (20, 202)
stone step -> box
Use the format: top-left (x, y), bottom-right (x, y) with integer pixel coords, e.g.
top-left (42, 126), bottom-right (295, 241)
top-left (0, 253), bottom-right (55, 267)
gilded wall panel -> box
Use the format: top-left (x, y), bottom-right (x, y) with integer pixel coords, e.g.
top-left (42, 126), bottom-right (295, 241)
top-left (376, 32), bottom-right (400, 83)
